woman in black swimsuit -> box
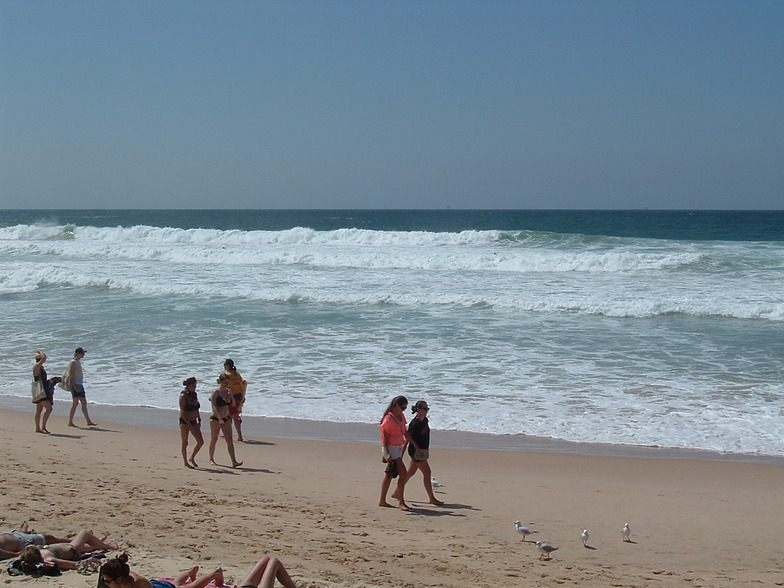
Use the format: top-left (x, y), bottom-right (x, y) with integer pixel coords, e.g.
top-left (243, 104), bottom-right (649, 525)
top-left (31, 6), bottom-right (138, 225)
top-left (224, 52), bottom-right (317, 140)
top-left (208, 373), bottom-right (242, 468)
top-left (179, 377), bottom-right (204, 469)
top-left (20, 529), bottom-right (117, 570)
top-left (32, 350), bottom-right (54, 434)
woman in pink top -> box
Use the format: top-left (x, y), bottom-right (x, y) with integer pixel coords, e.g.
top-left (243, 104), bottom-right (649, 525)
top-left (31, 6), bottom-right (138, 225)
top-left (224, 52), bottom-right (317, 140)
top-left (378, 395), bottom-right (420, 511)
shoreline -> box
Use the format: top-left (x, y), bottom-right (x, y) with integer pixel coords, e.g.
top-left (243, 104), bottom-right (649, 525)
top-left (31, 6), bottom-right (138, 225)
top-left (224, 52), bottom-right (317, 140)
top-left (3, 394), bottom-right (781, 466)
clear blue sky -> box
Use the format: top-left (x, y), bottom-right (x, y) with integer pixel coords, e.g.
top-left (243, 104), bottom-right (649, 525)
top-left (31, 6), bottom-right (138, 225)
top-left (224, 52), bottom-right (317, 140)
top-left (1, 0), bottom-right (782, 209)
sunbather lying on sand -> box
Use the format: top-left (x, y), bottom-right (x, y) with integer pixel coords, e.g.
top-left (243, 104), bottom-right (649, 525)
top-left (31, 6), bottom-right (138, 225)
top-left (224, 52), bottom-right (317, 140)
top-left (0, 521), bottom-right (70, 559)
top-left (99, 552), bottom-right (298, 588)
top-left (19, 529), bottom-right (118, 570)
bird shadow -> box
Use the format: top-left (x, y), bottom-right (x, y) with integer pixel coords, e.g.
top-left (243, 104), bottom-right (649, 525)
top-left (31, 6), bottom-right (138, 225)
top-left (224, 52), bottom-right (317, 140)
top-left (584, 545), bottom-right (598, 550)
top-left (623, 540), bottom-right (638, 544)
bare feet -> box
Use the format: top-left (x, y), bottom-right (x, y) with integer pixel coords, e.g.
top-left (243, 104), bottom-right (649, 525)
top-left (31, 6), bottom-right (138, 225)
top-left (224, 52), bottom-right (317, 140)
top-left (41, 429), bottom-right (50, 434)
top-left (87, 421), bottom-right (98, 427)
top-left (68, 422), bottom-right (77, 427)
top-left (185, 462), bottom-right (195, 469)
top-left (429, 498), bottom-right (445, 505)
top-left (398, 502), bottom-right (411, 511)
top-left (189, 459), bottom-right (198, 468)
top-left (237, 437), bottom-right (244, 442)
top-left (212, 567), bottom-right (225, 586)
top-left (232, 461), bottom-right (243, 468)
top-left (378, 501), bottom-right (395, 508)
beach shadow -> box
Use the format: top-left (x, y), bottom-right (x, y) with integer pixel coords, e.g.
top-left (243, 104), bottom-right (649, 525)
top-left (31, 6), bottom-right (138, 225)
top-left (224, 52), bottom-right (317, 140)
top-left (46, 432), bottom-right (83, 439)
top-left (410, 507), bottom-right (467, 518)
top-left (436, 502), bottom-right (480, 511)
top-left (623, 540), bottom-right (638, 545)
top-left (198, 465), bottom-right (244, 475)
top-left (584, 545), bottom-right (598, 550)
top-left (69, 425), bottom-right (115, 433)
top-left (202, 464), bottom-right (276, 475)
top-left (235, 466), bottom-right (275, 474)
top-left (238, 439), bottom-right (275, 446)
top-left (408, 501), bottom-right (479, 514)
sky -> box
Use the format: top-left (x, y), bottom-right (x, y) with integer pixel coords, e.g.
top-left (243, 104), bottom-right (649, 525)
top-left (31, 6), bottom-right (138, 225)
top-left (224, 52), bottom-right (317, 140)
top-left (1, 1), bottom-right (782, 210)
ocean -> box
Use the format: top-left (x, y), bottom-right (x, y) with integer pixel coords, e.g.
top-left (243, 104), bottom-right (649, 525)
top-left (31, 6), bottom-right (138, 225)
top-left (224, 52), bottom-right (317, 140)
top-left (1, 209), bottom-right (782, 456)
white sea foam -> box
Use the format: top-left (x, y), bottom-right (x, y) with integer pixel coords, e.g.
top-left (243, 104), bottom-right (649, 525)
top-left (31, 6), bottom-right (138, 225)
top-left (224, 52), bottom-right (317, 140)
top-left (1, 221), bottom-right (783, 455)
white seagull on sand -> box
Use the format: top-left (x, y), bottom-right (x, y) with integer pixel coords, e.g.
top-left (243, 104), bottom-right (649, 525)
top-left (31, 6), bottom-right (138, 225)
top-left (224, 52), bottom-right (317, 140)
top-left (536, 541), bottom-right (559, 560)
top-left (430, 477), bottom-right (445, 492)
top-left (581, 529), bottom-right (589, 547)
top-left (622, 523), bottom-right (631, 542)
top-left (514, 521), bottom-right (538, 542)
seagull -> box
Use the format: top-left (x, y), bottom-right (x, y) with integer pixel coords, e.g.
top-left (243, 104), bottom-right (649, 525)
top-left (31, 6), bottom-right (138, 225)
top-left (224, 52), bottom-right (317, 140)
top-left (514, 520), bottom-right (538, 542)
top-left (536, 541), bottom-right (558, 560)
top-left (430, 477), bottom-right (445, 492)
top-left (621, 523), bottom-right (631, 542)
top-left (581, 529), bottom-right (589, 547)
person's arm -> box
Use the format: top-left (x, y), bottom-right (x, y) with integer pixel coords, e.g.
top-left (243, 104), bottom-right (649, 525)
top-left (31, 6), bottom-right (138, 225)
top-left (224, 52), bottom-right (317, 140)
top-left (0, 547), bottom-right (20, 559)
top-left (405, 420), bottom-right (421, 452)
top-left (380, 416), bottom-right (391, 461)
top-left (33, 356), bottom-right (45, 377)
top-left (403, 430), bottom-right (419, 452)
top-left (42, 555), bottom-right (78, 570)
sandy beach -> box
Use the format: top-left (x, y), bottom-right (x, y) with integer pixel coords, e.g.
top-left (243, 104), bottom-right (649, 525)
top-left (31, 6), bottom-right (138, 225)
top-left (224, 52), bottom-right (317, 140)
top-left (1, 403), bottom-right (782, 588)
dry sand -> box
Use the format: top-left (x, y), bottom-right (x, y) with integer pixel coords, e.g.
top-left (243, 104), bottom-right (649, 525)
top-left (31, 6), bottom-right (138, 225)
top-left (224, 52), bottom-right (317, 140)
top-left (1, 404), bottom-right (782, 588)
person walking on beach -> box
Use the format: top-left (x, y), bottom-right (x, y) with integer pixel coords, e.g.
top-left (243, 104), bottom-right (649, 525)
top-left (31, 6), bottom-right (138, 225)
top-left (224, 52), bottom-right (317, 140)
top-left (32, 350), bottom-right (56, 434)
top-left (223, 358), bottom-right (247, 442)
top-left (179, 377), bottom-right (204, 469)
top-left (405, 400), bottom-right (444, 505)
top-left (65, 347), bottom-right (97, 427)
top-left (208, 373), bottom-right (242, 468)
top-left (379, 395), bottom-right (420, 511)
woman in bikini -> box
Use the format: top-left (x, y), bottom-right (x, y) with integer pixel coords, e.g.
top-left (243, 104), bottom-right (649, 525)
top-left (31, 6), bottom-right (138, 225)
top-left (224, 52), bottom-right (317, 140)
top-left (19, 529), bottom-right (117, 570)
top-left (32, 350), bottom-right (55, 434)
top-left (208, 373), bottom-right (242, 468)
top-left (99, 552), bottom-right (298, 588)
top-left (179, 377), bottom-right (204, 469)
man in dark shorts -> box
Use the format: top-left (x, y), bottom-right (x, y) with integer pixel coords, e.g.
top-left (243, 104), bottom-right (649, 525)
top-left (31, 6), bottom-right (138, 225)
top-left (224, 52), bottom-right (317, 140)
top-left (67, 347), bottom-right (98, 427)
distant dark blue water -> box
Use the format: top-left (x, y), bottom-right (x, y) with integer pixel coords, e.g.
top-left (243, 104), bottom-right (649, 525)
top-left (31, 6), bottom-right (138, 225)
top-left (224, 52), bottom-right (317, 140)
top-left (3, 209), bottom-right (783, 241)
